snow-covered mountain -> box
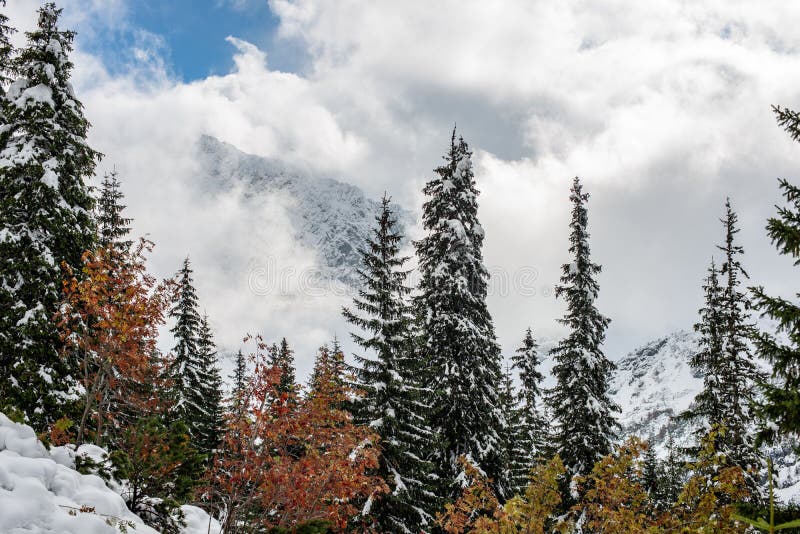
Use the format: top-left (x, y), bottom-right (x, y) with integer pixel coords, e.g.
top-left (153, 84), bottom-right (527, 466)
top-left (610, 330), bottom-right (703, 451)
top-left (196, 135), bottom-right (409, 286)
top-left (609, 330), bottom-right (800, 500)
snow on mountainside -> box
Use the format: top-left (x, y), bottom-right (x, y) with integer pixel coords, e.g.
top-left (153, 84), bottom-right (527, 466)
top-left (611, 330), bottom-right (703, 450)
top-left (0, 413), bottom-right (220, 534)
top-left (610, 330), bottom-right (800, 501)
top-left (196, 135), bottom-right (409, 286)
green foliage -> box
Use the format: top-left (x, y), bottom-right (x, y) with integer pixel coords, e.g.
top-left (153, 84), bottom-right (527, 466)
top-left (109, 417), bottom-right (200, 534)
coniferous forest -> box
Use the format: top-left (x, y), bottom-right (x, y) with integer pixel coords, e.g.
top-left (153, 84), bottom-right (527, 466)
top-left (3, 3), bottom-right (800, 534)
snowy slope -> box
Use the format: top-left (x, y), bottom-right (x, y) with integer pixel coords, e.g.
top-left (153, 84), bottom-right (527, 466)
top-left (610, 330), bottom-right (703, 450)
top-left (196, 135), bottom-right (409, 286)
top-left (609, 330), bottom-right (800, 502)
top-left (0, 413), bottom-right (220, 534)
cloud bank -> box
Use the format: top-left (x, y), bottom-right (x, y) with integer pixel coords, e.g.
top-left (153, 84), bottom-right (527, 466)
top-left (6, 0), bottom-right (800, 378)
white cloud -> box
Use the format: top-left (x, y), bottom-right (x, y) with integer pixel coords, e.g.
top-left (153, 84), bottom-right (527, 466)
top-left (6, 0), bottom-right (800, 375)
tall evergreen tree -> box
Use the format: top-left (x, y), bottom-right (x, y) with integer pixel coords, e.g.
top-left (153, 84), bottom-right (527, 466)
top-left (167, 258), bottom-right (208, 443)
top-left (97, 170), bottom-right (133, 254)
top-left (229, 348), bottom-right (248, 410)
top-left (415, 130), bottom-right (506, 499)
top-left (512, 327), bottom-right (547, 460)
top-left (752, 109), bottom-right (800, 443)
top-left (684, 258), bottom-right (726, 427)
top-left (0, 4), bottom-right (100, 427)
top-left (686, 201), bottom-right (762, 498)
top-left (343, 194), bottom-right (436, 531)
top-left (196, 314), bottom-right (223, 459)
top-left (268, 337), bottom-right (296, 395)
top-left (0, 1), bottom-right (15, 90)
top-left (718, 200), bottom-right (762, 496)
top-left (547, 177), bottom-right (618, 492)
top-left (498, 364), bottom-right (527, 496)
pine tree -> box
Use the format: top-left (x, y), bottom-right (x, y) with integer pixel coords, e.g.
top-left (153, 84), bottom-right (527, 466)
top-left (196, 314), bottom-right (223, 459)
top-left (748, 106), bottom-right (800, 461)
top-left (684, 258), bottom-right (726, 426)
top-left (716, 200), bottom-right (762, 496)
top-left (641, 440), bottom-right (660, 500)
top-left (0, 1), bottom-right (15, 90)
top-left (309, 344), bottom-right (346, 397)
top-left (97, 170), bottom-right (133, 255)
top-left (343, 194), bottom-right (436, 531)
top-left (752, 149), bottom-right (800, 444)
top-left (167, 258), bottom-right (208, 447)
top-left (0, 3), bottom-right (100, 428)
top-left (268, 337), bottom-right (296, 395)
top-left (230, 349), bottom-right (248, 408)
top-left (512, 327), bottom-right (547, 461)
top-left (547, 177), bottom-right (619, 493)
top-left (415, 130), bottom-right (506, 499)
top-left (499, 364), bottom-right (528, 496)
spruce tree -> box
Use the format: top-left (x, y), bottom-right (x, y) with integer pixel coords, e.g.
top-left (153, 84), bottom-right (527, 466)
top-left (229, 348), bottom-right (248, 410)
top-left (0, 4), bottom-right (100, 427)
top-left (343, 194), bottom-right (436, 531)
top-left (97, 170), bottom-right (133, 254)
top-left (309, 344), bottom-right (346, 395)
top-left (167, 258), bottom-right (208, 445)
top-left (415, 130), bottom-right (506, 499)
top-left (512, 327), bottom-right (547, 461)
top-left (717, 199), bottom-right (762, 496)
top-left (498, 364), bottom-right (528, 496)
top-left (0, 1), bottom-right (15, 91)
top-left (684, 258), bottom-right (726, 426)
top-left (547, 177), bottom-right (619, 492)
top-left (752, 137), bottom-right (800, 444)
top-left (197, 314), bottom-right (223, 459)
top-left (268, 337), bottom-right (296, 395)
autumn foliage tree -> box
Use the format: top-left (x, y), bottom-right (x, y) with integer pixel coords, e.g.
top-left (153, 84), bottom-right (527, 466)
top-left (573, 437), bottom-right (655, 533)
top-left (57, 239), bottom-right (172, 447)
top-left (205, 338), bottom-right (387, 533)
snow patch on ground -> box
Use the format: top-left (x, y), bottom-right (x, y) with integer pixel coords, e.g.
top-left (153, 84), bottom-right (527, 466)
top-left (0, 413), bottom-right (219, 534)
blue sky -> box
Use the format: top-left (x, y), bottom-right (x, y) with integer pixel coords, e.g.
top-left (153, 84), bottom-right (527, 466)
top-left (80, 0), bottom-right (301, 81)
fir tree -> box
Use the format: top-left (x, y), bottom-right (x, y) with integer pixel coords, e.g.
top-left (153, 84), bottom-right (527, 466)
top-left (641, 440), bottom-right (660, 500)
top-left (97, 170), bottom-right (133, 254)
top-left (0, 1), bottom-right (15, 90)
top-left (196, 314), bottom-right (223, 459)
top-left (751, 106), bottom-right (800, 447)
top-left (498, 364), bottom-right (528, 496)
top-left (268, 337), bottom-right (296, 395)
top-left (415, 130), bottom-right (506, 499)
top-left (309, 344), bottom-right (346, 396)
top-left (343, 194), bottom-right (436, 531)
top-left (512, 327), bottom-right (547, 461)
top-left (0, 4), bottom-right (100, 427)
top-left (547, 177), bottom-right (619, 493)
top-left (230, 348), bottom-right (248, 408)
top-left (684, 258), bottom-right (726, 426)
top-left (167, 258), bottom-right (208, 449)
top-left (717, 200), bottom-right (762, 496)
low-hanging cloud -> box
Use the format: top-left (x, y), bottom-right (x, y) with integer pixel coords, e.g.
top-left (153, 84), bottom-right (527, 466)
top-left (6, 0), bottom-right (800, 377)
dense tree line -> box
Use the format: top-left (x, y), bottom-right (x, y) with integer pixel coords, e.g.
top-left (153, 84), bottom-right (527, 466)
top-left (3, 3), bottom-right (800, 533)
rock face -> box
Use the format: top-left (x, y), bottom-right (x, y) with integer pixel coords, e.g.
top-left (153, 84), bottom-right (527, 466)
top-left (196, 135), bottom-right (409, 287)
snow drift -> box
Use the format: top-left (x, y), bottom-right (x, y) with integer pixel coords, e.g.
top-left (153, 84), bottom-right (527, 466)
top-left (0, 413), bottom-right (219, 534)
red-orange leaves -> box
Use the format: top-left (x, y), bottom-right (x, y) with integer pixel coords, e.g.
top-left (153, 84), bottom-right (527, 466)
top-left (206, 340), bottom-right (387, 532)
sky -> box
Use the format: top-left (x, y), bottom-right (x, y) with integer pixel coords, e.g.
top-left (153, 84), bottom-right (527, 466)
top-left (6, 0), bottom-right (800, 380)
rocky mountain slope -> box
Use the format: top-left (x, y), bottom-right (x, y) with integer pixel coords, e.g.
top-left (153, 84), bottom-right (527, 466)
top-left (608, 330), bottom-right (800, 501)
top-left (196, 135), bottom-right (409, 286)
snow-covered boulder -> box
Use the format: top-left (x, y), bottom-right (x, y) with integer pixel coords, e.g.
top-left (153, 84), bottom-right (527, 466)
top-left (0, 413), bottom-right (220, 534)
